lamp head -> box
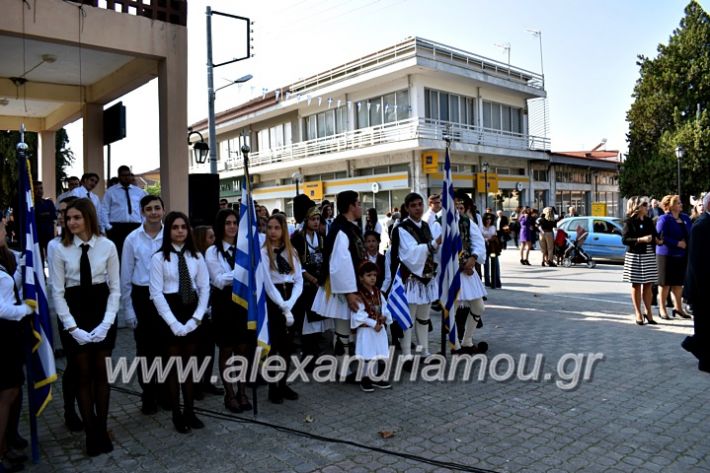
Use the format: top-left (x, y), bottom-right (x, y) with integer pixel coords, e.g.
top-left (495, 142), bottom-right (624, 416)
top-left (675, 145), bottom-right (685, 159)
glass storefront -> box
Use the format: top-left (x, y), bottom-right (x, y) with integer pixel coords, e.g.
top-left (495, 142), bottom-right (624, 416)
top-left (556, 190), bottom-right (589, 216)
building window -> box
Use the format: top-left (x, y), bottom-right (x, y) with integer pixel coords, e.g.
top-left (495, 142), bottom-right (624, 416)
top-left (257, 122), bottom-right (292, 151)
top-left (425, 89), bottom-right (476, 126)
top-left (482, 100), bottom-right (523, 133)
top-left (356, 89), bottom-right (410, 129)
top-left (556, 190), bottom-right (588, 216)
top-left (594, 191), bottom-right (619, 217)
top-left (533, 169), bottom-right (548, 181)
top-left (303, 108), bottom-right (346, 140)
top-left (556, 166), bottom-right (591, 184)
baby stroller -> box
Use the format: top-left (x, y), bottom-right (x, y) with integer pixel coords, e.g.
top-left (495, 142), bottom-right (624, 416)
top-left (555, 227), bottom-right (596, 268)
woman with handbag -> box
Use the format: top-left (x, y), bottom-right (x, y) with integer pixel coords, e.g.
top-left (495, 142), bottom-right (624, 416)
top-left (482, 213), bottom-right (502, 288)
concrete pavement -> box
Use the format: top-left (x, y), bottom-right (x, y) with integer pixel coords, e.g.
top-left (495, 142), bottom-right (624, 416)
top-left (22, 247), bottom-right (709, 472)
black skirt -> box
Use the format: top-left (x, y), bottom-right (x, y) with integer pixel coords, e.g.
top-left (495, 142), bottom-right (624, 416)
top-left (657, 254), bottom-right (687, 287)
top-left (267, 283), bottom-right (293, 356)
top-left (210, 286), bottom-right (253, 348)
top-left (61, 283), bottom-right (116, 354)
top-left (157, 292), bottom-right (202, 344)
top-left (0, 318), bottom-right (25, 390)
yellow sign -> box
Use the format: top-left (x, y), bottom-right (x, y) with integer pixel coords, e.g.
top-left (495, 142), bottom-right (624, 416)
top-left (475, 173), bottom-right (499, 193)
top-left (422, 151), bottom-right (439, 174)
top-left (303, 181), bottom-right (324, 200)
top-left (591, 202), bottom-right (607, 217)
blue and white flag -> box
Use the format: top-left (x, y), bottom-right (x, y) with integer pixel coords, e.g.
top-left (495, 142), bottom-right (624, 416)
top-left (18, 155), bottom-right (57, 416)
top-left (386, 268), bottom-right (412, 330)
top-left (437, 146), bottom-right (461, 348)
top-left (232, 177), bottom-right (270, 354)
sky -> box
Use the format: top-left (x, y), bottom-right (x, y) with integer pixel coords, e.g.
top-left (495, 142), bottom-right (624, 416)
top-left (65, 0), bottom-right (705, 179)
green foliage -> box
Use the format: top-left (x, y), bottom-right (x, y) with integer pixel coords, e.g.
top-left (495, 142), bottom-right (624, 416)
top-left (145, 182), bottom-right (161, 196)
top-left (55, 129), bottom-right (75, 193)
top-left (622, 1), bottom-right (710, 205)
top-left (0, 129), bottom-right (74, 210)
top-left (0, 131), bottom-right (37, 210)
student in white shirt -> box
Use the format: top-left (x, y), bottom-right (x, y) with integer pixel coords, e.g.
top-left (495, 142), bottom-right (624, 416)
top-left (48, 198), bottom-right (120, 457)
top-left (205, 209), bottom-right (253, 413)
top-left (149, 211), bottom-right (210, 434)
top-left (262, 214), bottom-right (303, 404)
top-left (47, 196), bottom-right (83, 432)
top-left (120, 195), bottom-right (164, 415)
top-left (0, 221), bottom-right (34, 470)
top-left (101, 165), bottom-right (147, 260)
top-left (69, 173), bottom-right (106, 232)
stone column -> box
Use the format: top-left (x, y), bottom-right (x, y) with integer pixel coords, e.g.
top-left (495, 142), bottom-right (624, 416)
top-left (39, 130), bottom-right (57, 199)
top-left (158, 27), bottom-right (189, 214)
top-left (82, 103), bottom-right (105, 196)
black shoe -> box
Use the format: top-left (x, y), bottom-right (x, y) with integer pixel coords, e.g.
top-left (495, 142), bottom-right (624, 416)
top-left (86, 435), bottom-right (103, 457)
top-left (64, 410), bottom-right (84, 432)
top-left (644, 313), bottom-right (658, 325)
top-left (520, 259), bottom-right (526, 265)
top-left (7, 434), bottom-right (28, 451)
top-left (141, 399), bottom-right (158, 415)
top-left (372, 380), bottom-right (391, 389)
top-left (547, 261), bottom-right (557, 267)
top-left (673, 309), bottom-right (691, 319)
top-left (360, 378), bottom-right (374, 392)
top-left (523, 260), bottom-right (531, 266)
top-left (224, 396), bottom-right (243, 413)
top-left (184, 411), bottom-right (204, 429)
top-left (202, 383), bottom-right (224, 396)
top-left (281, 385), bottom-right (299, 401)
top-left (100, 431), bottom-right (113, 454)
top-left (268, 385), bottom-right (283, 404)
top-left (658, 310), bottom-right (671, 320)
top-left (635, 318), bottom-right (644, 325)
top-left (541, 261), bottom-right (546, 267)
top-left (238, 394), bottom-right (252, 411)
top-left (172, 413), bottom-right (191, 434)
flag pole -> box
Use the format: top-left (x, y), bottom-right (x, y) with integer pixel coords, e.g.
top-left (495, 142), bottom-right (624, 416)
top-left (17, 125), bottom-right (40, 463)
top-left (440, 136), bottom-right (451, 359)
top-left (241, 144), bottom-right (258, 417)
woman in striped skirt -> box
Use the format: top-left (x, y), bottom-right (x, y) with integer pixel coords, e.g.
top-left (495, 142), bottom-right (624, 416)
top-left (622, 197), bottom-right (663, 325)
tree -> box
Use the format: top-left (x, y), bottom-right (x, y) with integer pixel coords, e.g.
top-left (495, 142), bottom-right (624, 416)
top-left (55, 128), bottom-right (75, 193)
top-left (145, 182), bottom-right (161, 196)
top-left (622, 1), bottom-right (710, 205)
top-left (0, 128), bottom-right (75, 211)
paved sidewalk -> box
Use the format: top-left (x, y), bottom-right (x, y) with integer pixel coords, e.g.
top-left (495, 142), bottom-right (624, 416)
top-left (23, 248), bottom-right (709, 472)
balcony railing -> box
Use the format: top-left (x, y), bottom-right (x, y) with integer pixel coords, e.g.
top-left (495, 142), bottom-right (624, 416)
top-left (79, 0), bottom-right (186, 26)
top-left (224, 118), bottom-right (550, 171)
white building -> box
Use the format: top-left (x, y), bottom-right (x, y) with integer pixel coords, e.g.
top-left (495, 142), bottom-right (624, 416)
top-left (189, 37), bottom-right (618, 217)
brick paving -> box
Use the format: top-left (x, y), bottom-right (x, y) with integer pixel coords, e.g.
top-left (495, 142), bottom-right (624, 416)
top-left (21, 248), bottom-right (710, 472)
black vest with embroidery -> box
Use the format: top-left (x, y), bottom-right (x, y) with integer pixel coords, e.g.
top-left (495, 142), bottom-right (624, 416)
top-left (291, 230), bottom-right (324, 284)
top-left (458, 214), bottom-right (473, 268)
top-left (391, 218), bottom-right (437, 284)
top-left (320, 215), bottom-right (365, 286)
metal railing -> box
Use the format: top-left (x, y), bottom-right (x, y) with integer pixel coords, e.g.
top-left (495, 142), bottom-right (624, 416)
top-left (224, 118), bottom-right (550, 171)
top-left (79, 0), bottom-right (187, 26)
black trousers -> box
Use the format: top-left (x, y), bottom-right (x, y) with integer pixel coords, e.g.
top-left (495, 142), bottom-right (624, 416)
top-left (131, 285), bottom-right (163, 403)
top-left (107, 222), bottom-right (140, 261)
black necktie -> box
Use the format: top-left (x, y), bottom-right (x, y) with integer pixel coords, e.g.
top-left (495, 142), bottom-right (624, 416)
top-left (80, 244), bottom-right (92, 291)
top-left (123, 186), bottom-right (132, 215)
top-left (227, 245), bottom-right (235, 269)
top-left (176, 249), bottom-right (196, 305)
top-left (86, 191), bottom-right (90, 199)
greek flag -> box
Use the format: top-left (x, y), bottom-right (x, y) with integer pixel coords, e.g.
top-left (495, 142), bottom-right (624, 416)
top-left (18, 155), bottom-right (57, 417)
top-left (437, 147), bottom-right (461, 348)
top-left (386, 268), bottom-right (412, 330)
top-left (232, 177), bottom-right (270, 354)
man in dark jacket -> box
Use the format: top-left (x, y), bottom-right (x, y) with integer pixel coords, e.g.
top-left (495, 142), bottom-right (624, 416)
top-left (682, 193), bottom-right (710, 373)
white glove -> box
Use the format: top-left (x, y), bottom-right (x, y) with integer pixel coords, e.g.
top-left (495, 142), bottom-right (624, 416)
top-left (70, 328), bottom-right (93, 345)
top-left (90, 322), bottom-right (113, 342)
top-left (183, 319), bottom-right (198, 334)
top-left (125, 316), bottom-right (138, 329)
top-left (169, 320), bottom-right (187, 336)
top-left (283, 310), bottom-right (294, 327)
top-left (24, 304), bottom-right (34, 316)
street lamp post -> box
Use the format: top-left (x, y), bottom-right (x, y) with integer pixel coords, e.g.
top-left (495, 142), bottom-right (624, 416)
top-left (675, 145), bottom-right (684, 201)
top-left (291, 171), bottom-right (303, 196)
top-left (187, 128), bottom-right (209, 164)
top-left (206, 6), bottom-right (253, 175)
top-left (482, 161), bottom-right (490, 210)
